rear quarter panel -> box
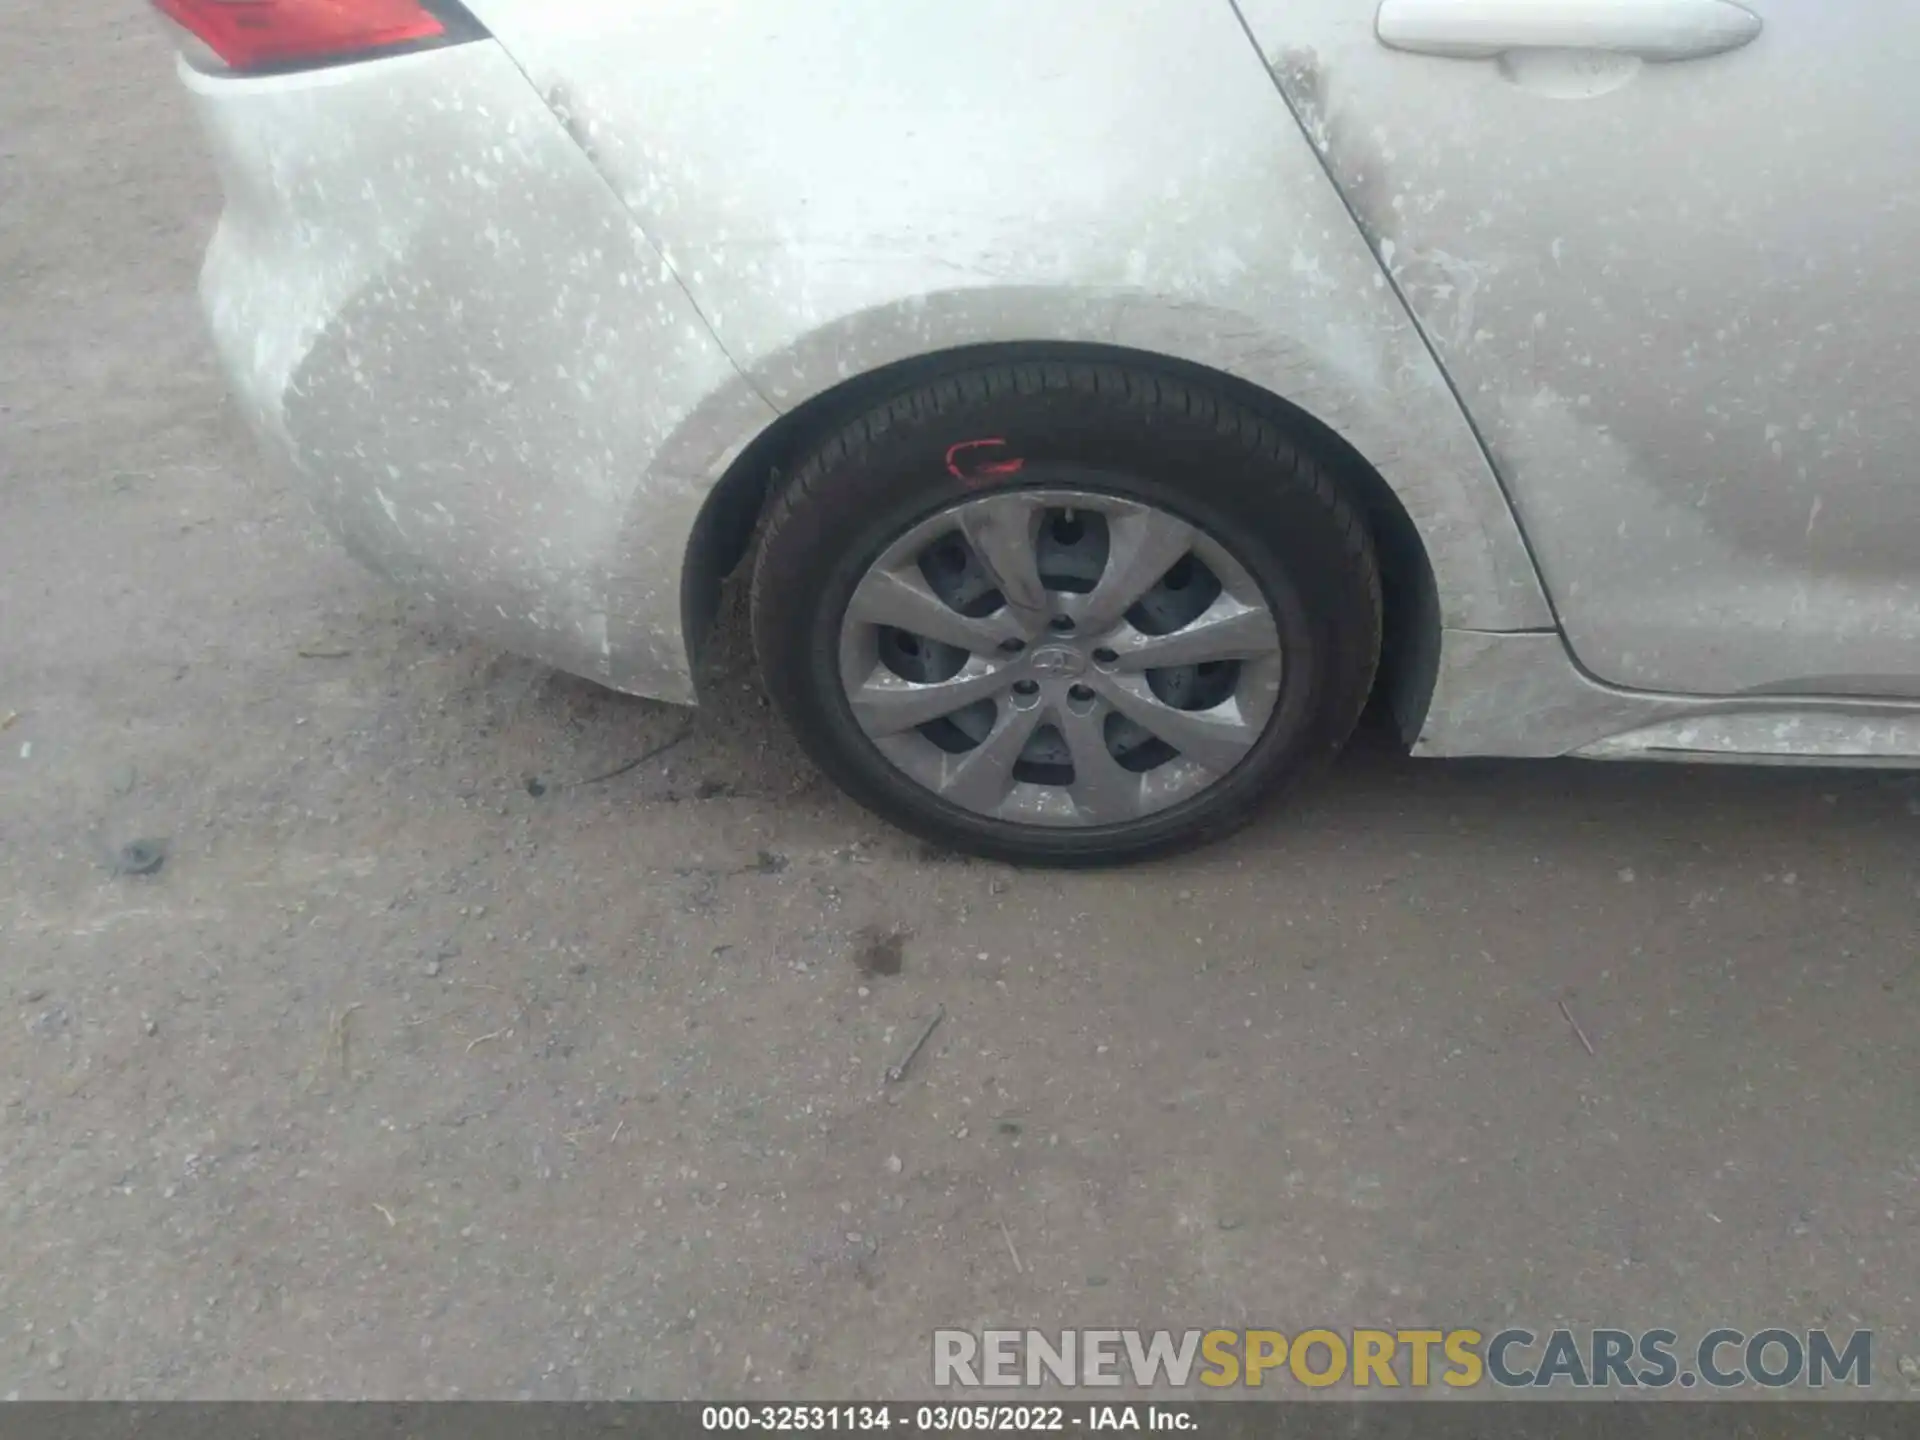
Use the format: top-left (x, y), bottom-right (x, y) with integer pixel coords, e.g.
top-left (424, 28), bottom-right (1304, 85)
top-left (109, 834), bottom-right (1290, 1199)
top-left (184, 41), bottom-right (774, 700)
top-left (464, 0), bottom-right (1554, 635)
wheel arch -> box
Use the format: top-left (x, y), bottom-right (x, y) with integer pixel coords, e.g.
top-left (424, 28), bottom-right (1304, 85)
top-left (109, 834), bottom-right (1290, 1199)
top-left (682, 340), bottom-right (1448, 742)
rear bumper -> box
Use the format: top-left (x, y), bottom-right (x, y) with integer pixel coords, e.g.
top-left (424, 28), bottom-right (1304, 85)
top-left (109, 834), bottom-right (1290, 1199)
top-left (181, 40), bottom-right (774, 701)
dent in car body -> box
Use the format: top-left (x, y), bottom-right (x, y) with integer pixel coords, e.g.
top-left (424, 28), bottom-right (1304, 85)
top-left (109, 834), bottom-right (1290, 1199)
top-left (184, 41), bottom-right (774, 704)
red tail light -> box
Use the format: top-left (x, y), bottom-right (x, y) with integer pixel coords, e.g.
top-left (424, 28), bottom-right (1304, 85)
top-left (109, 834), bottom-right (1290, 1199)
top-left (153, 0), bottom-right (481, 73)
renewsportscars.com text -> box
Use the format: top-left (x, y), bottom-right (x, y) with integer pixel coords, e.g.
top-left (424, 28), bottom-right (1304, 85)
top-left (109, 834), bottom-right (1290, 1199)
top-left (933, 1327), bottom-right (1872, 1390)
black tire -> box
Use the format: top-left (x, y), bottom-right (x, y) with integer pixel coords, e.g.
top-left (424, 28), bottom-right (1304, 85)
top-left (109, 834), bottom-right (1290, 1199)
top-left (750, 359), bottom-right (1382, 866)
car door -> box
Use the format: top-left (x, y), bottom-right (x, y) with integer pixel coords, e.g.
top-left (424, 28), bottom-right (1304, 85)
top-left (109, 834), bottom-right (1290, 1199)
top-left (1234, 0), bottom-right (1920, 698)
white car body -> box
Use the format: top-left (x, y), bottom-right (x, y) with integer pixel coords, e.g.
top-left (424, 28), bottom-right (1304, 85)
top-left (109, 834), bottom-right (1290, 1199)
top-left (176, 0), bottom-right (1920, 770)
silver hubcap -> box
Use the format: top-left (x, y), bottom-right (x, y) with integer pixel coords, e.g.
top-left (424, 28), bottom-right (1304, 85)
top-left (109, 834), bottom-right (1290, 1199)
top-left (836, 488), bottom-right (1284, 828)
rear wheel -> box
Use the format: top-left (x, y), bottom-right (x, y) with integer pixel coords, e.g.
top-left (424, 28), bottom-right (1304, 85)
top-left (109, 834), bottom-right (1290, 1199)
top-left (750, 361), bottom-right (1381, 865)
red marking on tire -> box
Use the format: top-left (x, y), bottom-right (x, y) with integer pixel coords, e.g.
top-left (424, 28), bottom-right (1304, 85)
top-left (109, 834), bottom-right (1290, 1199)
top-left (945, 437), bottom-right (1026, 485)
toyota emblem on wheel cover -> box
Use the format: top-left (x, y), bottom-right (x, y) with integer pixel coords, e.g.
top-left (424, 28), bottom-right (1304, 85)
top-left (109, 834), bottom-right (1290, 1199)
top-left (1027, 645), bottom-right (1087, 678)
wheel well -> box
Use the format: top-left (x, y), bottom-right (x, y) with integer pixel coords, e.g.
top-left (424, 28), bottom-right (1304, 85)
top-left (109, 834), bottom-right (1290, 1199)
top-left (681, 342), bottom-right (1441, 740)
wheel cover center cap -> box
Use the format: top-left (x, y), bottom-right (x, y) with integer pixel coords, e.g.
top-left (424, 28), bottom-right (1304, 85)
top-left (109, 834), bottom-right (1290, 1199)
top-left (1027, 644), bottom-right (1087, 679)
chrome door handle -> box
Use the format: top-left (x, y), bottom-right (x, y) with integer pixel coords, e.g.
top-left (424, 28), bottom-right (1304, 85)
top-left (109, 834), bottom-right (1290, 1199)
top-left (1376, 0), bottom-right (1763, 61)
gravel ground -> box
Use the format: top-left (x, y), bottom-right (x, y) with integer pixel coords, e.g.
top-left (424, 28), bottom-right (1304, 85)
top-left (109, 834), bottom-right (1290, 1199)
top-left (2, 0), bottom-right (1916, 1402)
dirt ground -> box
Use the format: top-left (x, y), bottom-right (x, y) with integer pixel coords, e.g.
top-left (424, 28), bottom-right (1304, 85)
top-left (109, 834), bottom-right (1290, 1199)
top-left (3, 0), bottom-right (1916, 1403)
